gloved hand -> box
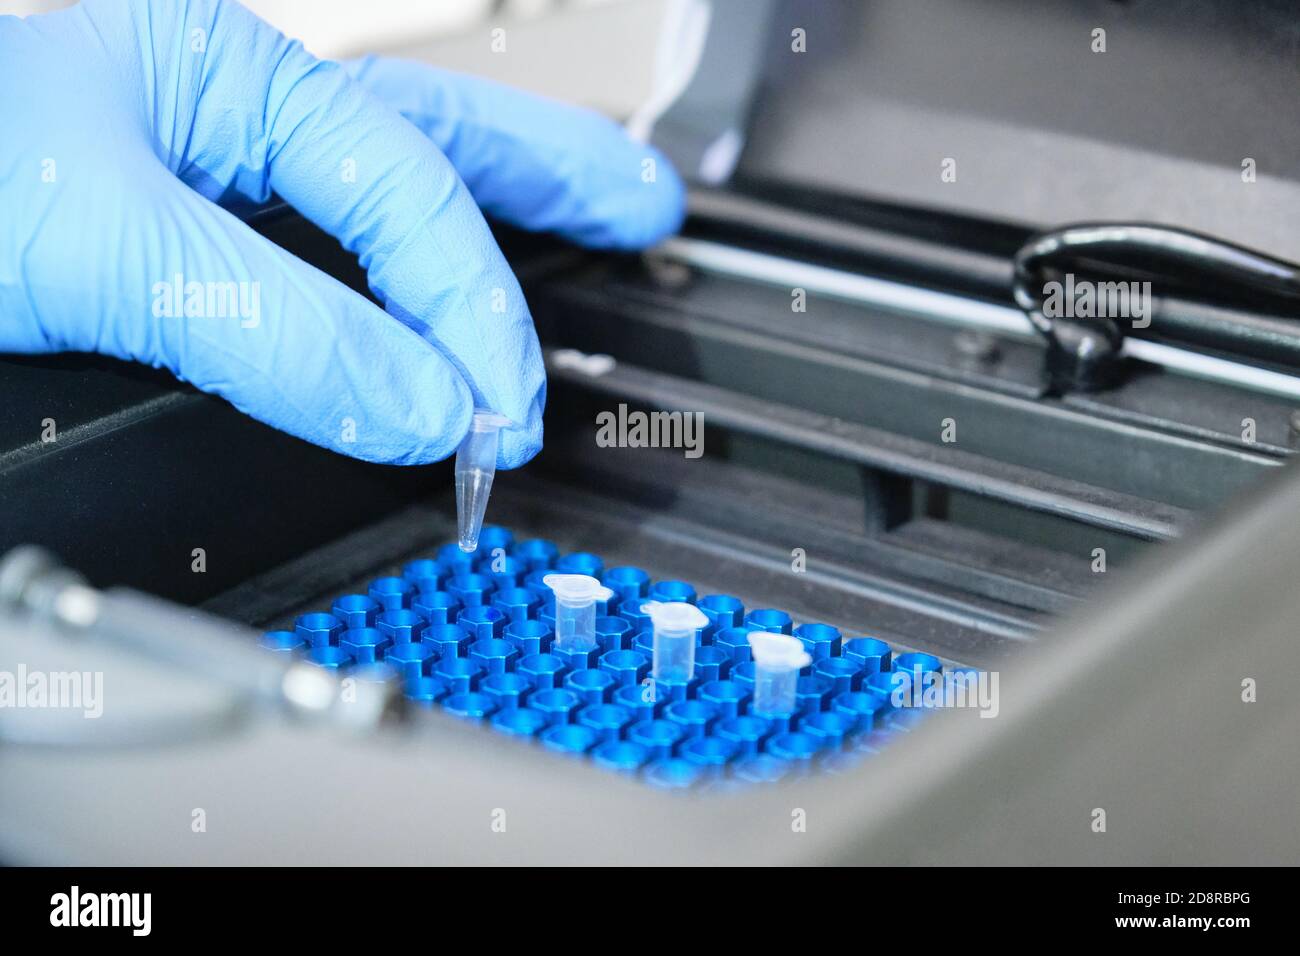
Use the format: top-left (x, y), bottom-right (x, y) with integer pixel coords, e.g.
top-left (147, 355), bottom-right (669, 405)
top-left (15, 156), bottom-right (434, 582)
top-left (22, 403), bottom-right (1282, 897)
top-left (0, 0), bottom-right (684, 467)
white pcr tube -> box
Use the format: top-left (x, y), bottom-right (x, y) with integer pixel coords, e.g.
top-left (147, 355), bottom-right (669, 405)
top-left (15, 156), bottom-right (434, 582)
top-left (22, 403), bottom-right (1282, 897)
top-left (748, 632), bottom-right (812, 715)
top-left (455, 410), bottom-right (512, 553)
top-left (641, 600), bottom-right (709, 684)
top-left (543, 573), bottom-right (614, 651)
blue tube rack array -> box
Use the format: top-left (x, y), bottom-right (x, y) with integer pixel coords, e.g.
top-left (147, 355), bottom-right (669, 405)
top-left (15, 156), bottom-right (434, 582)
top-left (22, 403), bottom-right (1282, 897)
top-left (261, 526), bottom-right (966, 790)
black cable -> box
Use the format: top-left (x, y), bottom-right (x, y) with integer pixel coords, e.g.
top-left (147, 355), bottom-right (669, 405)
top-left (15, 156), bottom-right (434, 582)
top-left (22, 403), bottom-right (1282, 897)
top-left (1012, 223), bottom-right (1300, 392)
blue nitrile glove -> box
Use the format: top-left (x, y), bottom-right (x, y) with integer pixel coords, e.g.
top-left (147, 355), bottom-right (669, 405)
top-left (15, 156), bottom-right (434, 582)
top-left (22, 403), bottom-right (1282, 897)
top-left (0, 0), bottom-right (685, 467)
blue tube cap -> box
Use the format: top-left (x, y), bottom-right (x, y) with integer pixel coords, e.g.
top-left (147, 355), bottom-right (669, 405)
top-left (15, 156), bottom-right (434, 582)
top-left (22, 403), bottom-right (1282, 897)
top-left (481, 672), bottom-right (534, 709)
top-left (517, 652), bottom-right (569, 690)
top-left (530, 688), bottom-right (583, 726)
top-left (404, 676), bottom-right (449, 708)
top-left (306, 645), bottom-right (354, 671)
top-left (795, 675), bottom-right (835, 715)
top-left (446, 573), bottom-right (496, 608)
top-left (367, 576), bottom-right (414, 613)
top-left (733, 753), bottom-right (793, 784)
top-left (613, 682), bottom-right (661, 722)
top-left (698, 679), bottom-right (749, 719)
top-left (541, 723), bottom-right (600, 756)
top-left (627, 718), bottom-right (685, 760)
top-left (511, 538), bottom-right (560, 572)
top-left (648, 580), bottom-right (697, 605)
top-left (698, 594), bottom-right (745, 633)
top-left (412, 590), bottom-right (462, 627)
top-left (383, 641), bottom-right (437, 681)
top-left (565, 668), bottom-right (617, 706)
top-left (599, 649), bottom-right (650, 687)
top-left (729, 660), bottom-right (757, 692)
top-left (578, 703), bottom-right (634, 742)
top-left (833, 690), bottom-right (888, 734)
top-left (713, 627), bottom-right (756, 662)
top-left (469, 637), bottom-right (519, 676)
top-left (433, 656), bottom-right (483, 693)
top-left (664, 699), bottom-right (719, 739)
top-left (492, 587), bottom-right (542, 625)
top-left (642, 758), bottom-right (705, 790)
top-left (442, 691), bottom-right (498, 722)
top-left (491, 706), bottom-right (549, 738)
top-left (332, 594), bottom-right (381, 630)
top-left (680, 735), bottom-right (739, 770)
top-left (843, 636), bottom-right (892, 673)
top-left (894, 652), bottom-right (944, 701)
top-left (504, 619), bottom-right (553, 656)
top-left (601, 566), bottom-right (650, 603)
top-left (376, 609), bottom-right (426, 644)
top-left (766, 731), bottom-right (820, 768)
top-left (618, 603), bottom-right (653, 640)
top-left (421, 623), bottom-right (475, 660)
top-left (798, 710), bottom-right (855, 750)
top-left (813, 656), bottom-right (863, 695)
top-left (552, 643), bottom-right (602, 672)
top-left (595, 615), bottom-right (633, 653)
top-left (295, 612), bottom-right (343, 648)
top-left (261, 630), bottom-right (305, 655)
top-left (477, 525), bottom-right (515, 554)
top-left (744, 608), bottom-right (793, 634)
top-left (340, 627), bottom-right (393, 665)
top-left (795, 622), bottom-right (842, 663)
top-left (592, 740), bottom-right (652, 773)
top-left (864, 670), bottom-right (907, 709)
top-left (459, 605), bottom-right (508, 642)
top-left (402, 558), bottom-right (443, 594)
top-left (435, 542), bottom-right (476, 577)
top-left (556, 552), bottom-right (604, 577)
top-left (715, 715), bottom-right (774, 755)
top-left (692, 645), bottom-right (731, 682)
top-left (477, 555), bottom-right (526, 591)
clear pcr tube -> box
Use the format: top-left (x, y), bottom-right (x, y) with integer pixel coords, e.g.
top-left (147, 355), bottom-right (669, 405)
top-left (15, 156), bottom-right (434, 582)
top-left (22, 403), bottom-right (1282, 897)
top-left (748, 631), bottom-right (812, 716)
top-left (455, 410), bottom-right (512, 553)
top-left (641, 600), bottom-right (709, 684)
top-left (543, 574), bottom-right (614, 651)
